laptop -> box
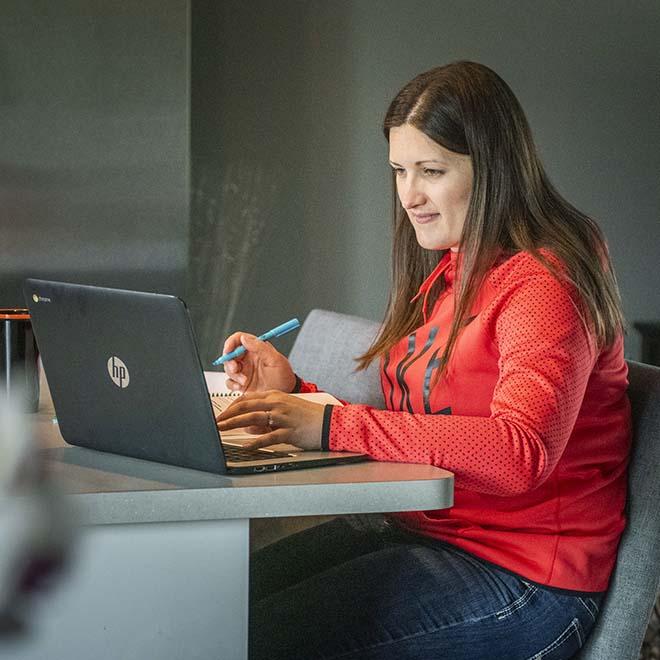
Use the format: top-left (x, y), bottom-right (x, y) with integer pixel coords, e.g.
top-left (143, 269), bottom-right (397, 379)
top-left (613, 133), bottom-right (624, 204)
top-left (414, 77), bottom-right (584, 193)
top-left (24, 279), bottom-right (367, 474)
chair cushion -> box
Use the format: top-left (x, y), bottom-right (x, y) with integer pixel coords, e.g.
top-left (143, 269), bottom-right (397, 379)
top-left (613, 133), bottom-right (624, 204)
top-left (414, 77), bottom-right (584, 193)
top-left (288, 309), bottom-right (384, 408)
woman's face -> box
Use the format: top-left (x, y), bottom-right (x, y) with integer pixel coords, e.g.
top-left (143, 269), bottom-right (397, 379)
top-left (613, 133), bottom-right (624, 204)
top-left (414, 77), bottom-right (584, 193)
top-left (389, 124), bottom-right (473, 251)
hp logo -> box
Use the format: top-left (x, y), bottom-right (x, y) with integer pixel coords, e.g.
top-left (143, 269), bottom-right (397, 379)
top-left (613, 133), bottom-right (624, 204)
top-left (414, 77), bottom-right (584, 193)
top-left (107, 356), bottom-right (130, 389)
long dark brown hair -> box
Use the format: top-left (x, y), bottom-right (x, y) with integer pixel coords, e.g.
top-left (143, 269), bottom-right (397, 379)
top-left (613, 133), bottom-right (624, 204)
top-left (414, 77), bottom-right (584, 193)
top-left (357, 61), bottom-right (625, 377)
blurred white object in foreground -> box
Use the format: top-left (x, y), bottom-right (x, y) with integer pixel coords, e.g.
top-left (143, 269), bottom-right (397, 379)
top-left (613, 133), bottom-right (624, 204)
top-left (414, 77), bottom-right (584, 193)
top-left (0, 392), bottom-right (74, 636)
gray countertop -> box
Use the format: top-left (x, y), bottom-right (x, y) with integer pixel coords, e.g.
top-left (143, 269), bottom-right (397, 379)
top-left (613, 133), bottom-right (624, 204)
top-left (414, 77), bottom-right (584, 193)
top-left (34, 371), bottom-right (453, 526)
top-left (41, 446), bottom-right (453, 525)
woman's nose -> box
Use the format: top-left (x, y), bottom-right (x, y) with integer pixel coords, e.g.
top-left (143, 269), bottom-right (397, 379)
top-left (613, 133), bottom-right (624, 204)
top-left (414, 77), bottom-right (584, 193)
top-left (399, 176), bottom-right (425, 209)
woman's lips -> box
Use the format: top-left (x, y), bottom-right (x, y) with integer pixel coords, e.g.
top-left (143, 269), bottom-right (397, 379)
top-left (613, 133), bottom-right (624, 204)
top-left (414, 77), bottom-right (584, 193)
top-left (411, 212), bottom-right (439, 225)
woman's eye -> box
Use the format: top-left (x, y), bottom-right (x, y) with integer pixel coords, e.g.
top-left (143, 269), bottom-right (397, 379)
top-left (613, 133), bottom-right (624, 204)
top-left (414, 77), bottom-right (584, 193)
top-left (423, 168), bottom-right (445, 177)
top-left (392, 167), bottom-right (405, 177)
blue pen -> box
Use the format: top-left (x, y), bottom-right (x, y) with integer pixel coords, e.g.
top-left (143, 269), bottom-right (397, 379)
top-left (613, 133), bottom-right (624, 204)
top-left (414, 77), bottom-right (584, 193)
top-left (211, 318), bottom-right (301, 366)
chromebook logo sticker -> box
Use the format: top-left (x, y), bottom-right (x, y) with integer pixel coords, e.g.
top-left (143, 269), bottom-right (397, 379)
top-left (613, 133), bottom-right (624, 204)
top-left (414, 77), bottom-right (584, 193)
top-left (107, 356), bottom-right (130, 388)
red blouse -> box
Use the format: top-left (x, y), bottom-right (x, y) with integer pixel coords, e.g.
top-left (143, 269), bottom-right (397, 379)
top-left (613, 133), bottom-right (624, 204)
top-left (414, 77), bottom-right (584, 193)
top-left (304, 250), bottom-right (630, 593)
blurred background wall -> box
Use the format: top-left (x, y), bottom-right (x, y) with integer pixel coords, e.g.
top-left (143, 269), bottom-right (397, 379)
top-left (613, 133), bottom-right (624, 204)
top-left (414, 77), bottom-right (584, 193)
top-left (0, 1), bottom-right (189, 303)
top-left (190, 0), bottom-right (659, 362)
top-left (1, 1), bottom-right (657, 363)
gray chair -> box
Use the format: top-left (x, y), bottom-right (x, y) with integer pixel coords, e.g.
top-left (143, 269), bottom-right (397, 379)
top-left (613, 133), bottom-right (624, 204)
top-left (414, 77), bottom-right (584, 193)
top-left (279, 309), bottom-right (385, 539)
top-left (576, 359), bottom-right (660, 660)
top-left (290, 310), bottom-right (660, 659)
top-left (288, 308), bottom-right (384, 408)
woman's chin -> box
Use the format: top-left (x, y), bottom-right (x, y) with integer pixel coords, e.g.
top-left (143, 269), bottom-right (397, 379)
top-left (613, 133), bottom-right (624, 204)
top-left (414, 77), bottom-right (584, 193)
top-left (415, 234), bottom-right (453, 251)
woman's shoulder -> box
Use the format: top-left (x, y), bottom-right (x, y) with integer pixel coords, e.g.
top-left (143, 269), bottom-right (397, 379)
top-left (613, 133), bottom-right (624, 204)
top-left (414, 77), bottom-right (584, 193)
top-left (488, 248), bottom-right (569, 291)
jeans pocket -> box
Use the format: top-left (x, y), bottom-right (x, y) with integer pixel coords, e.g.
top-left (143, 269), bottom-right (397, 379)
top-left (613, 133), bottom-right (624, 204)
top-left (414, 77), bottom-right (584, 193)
top-left (530, 617), bottom-right (584, 659)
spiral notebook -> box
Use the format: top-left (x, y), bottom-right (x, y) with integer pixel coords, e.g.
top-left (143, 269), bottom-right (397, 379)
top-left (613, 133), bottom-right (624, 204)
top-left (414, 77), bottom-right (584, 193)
top-left (25, 278), bottom-right (367, 474)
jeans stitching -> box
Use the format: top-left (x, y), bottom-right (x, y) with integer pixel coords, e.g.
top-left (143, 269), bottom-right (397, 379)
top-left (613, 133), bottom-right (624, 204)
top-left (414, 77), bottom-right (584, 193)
top-left (325, 609), bottom-right (582, 660)
top-left (323, 604), bottom-right (525, 660)
top-left (578, 596), bottom-right (597, 622)
top-left (576, 619), bottom-right (584, 646)
top-left (494, 585), bottom-right (538, 620)
top-left (529, 617), bottom-right (582, 659)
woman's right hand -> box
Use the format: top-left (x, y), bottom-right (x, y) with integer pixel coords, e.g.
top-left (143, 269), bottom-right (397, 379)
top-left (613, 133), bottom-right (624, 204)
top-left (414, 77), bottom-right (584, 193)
top-left (220, 332), bottom-right (297, 393)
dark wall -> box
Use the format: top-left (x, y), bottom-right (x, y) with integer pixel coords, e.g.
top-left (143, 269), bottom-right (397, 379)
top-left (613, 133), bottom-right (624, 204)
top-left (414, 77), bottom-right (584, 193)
top-left (191, 0), bottom-right (660, 361)
top-left (0, 1), bottom-right (190, 306)
top-left (7, 2), bottom-right (653, 361)
top-left (188, 0), bottom-right (311, 362)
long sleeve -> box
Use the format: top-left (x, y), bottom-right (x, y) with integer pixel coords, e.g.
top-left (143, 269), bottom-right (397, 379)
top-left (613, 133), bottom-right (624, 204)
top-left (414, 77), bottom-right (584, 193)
top-left (327, 267), bottom-right (598, 497)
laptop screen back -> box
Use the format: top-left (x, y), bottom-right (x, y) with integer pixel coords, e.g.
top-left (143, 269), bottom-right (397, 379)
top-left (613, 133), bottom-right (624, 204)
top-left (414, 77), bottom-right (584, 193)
top-left (25, 279), bottom-right (227, 473)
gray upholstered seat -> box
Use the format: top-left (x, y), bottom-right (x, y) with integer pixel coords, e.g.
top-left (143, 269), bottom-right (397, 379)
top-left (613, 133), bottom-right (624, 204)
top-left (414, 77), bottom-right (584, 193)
top-left (576, 360), bottom-right (660, 659)
top-left (289, 310), bottom-right (660, 659)
top-left (288, 308), bottom-right (384, 408)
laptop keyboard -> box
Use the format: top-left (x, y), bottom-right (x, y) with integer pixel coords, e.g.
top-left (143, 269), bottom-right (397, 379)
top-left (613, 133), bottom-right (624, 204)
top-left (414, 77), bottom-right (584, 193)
top-left (222, 445), bottom-right (294, 463)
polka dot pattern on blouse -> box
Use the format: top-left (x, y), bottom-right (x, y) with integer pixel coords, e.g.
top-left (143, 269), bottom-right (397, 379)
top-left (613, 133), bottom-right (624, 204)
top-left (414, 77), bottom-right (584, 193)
top-left (325, 250), bottom-right (600, 496)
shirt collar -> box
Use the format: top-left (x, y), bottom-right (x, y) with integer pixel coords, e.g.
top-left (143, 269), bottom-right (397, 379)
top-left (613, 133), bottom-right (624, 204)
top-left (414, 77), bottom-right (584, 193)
top-left (410, 251), bottom-right (459, 324)
top-left (410, 251), bottom-right (458, 303)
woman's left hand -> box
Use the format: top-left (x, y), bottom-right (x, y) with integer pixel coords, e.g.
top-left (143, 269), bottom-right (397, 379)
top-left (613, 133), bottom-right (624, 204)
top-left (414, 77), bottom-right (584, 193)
top-left (215, 391), bottom-right (325, 451)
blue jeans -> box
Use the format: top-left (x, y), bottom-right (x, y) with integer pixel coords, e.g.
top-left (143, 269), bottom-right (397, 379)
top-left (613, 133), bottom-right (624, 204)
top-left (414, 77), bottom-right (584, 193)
top-left (249, 518), bottom-right (602, 660)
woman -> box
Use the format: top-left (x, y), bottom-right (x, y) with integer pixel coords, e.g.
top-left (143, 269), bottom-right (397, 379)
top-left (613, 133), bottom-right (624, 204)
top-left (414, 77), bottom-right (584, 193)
top-left (216, 61), bottom-right (630, 659)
